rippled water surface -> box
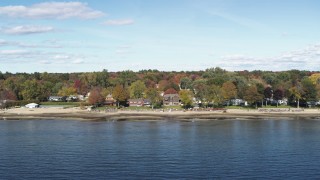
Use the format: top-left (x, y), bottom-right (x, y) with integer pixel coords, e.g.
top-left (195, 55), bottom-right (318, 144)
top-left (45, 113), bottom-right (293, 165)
top-left (1, 118), bottom-right (320, 179)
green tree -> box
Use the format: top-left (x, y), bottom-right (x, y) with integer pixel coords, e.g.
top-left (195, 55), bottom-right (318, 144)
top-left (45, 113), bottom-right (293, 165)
top-left (96, 69), bottom-right (109, 88)
top-left (179, 90), bottom-right (193, 109)
top-left (262, 72), bottom-right (279, 86)
top-left (145, 87), bottom-right (162, 109)
top-left (231, 75), bottom-right (248, 99)
top-left (39, 81), bottom-right (54, 101)
top-left (180, 77), bottom-right (193, 90)
top-left (129, 80), bottom-right (146, 99)
top-left (21, 79), bottom-right (41, 100)
top-left (207, 85), bottom-right (224, 107)
top-left (3, 76), bottom-right (26, 100)
top-left (203, 67), bottom-right (229, 86)
top-left (119, 70), bottom-right (137, 87)
top-left (301, 77), bottom-right (317, 101)
top-left (193, 79), bottom-right (209, 106)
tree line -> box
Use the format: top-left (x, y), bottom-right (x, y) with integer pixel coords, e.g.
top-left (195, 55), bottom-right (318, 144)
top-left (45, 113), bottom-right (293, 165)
top-left (1, 68), bottom-right (320, 108)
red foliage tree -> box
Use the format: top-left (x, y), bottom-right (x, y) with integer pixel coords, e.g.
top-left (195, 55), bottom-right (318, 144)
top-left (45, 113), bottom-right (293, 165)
top-left (0, 90), bottom-right (17, 100)
top-left (88, 88), bottom-right (104, 105)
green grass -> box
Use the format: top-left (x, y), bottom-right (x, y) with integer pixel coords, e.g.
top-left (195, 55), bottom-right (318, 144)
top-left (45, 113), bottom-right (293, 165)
top-left (92, 105), bottom-right (184, 111)
top-left (163, 105), bottom-right (183, 110)
top-left (225, 105), bottom-right (296, 109)
top-left (40, 101), bottom-right (88, 107)
top-left (260, 105), bottom-right (292, 108)
top-left (123, 106), bottom-right (152, 110)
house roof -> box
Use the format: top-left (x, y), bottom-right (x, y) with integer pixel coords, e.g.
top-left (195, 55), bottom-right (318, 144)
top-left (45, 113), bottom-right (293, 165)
top-left (25, 103), bottom-right (39, 106)
top-left (163, 94), bottom-right (179, 98)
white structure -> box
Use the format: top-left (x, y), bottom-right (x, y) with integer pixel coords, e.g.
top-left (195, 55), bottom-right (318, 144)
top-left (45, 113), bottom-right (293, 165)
top-left (25, 103), bottom-right (39, 108)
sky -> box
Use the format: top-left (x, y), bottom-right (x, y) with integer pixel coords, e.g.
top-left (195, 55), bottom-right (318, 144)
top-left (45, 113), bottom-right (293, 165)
top-left (0, 0), bottom-right (320, 73)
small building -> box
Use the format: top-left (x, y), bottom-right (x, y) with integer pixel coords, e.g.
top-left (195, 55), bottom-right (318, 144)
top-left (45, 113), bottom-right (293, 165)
top-left (128, 98), bottom-right (151, 107)
top-left (230, 99), bottom-right (246, 106)
top-left (128, 99), bottom-right (144, 107)
top-left (48, 96), bottom-right (66, 102)
top-left (77, 95), bottom-right (85, 101)
top-left (105, 94), bottom-right (116, 106)
top-left (163, 94), bottom-right (180, 106)
top-left (66, 95), bottom-right (78, 102)
top-left (143, 99), bottom-right (151, 106)
top-left (25, 103), bottom-right (39, 108)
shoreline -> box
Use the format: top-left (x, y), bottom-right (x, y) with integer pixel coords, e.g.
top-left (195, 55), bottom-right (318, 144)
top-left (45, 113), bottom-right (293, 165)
top-left (1, 107), bottom-right (320, 121)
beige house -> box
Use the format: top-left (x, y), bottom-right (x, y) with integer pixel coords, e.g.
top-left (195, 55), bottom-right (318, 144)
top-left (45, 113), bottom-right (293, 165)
top-left (163, 94), bottom-right (180, 106)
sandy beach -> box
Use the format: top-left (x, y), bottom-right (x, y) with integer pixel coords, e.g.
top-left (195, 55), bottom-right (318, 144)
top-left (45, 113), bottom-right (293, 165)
top-left (1, 107), bottom-right (320, 121)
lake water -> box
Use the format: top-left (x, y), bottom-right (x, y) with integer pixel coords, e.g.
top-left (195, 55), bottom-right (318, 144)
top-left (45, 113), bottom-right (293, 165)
top-left (1, 118), bottom-right (320, 179)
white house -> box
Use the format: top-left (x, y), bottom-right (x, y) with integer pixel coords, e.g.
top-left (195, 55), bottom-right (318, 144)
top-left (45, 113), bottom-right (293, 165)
top-left (25, 103), bottom-right (39, 108)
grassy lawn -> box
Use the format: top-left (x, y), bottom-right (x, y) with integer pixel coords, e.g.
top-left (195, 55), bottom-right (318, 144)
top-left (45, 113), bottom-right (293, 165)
top-left (225, 105), bottom-right (293, 109)
top-left (260, 105), bottom-right (292, 108)
top-left (123, 106), bottom-right (153, 110)
top-left (224, 106), bottom-right (254, 109)
top-left (91, 105), bottom-right (184, 111)
top-left (40, 101), bottom-right (88, 107)
top-left (163, 105), bottom-right (183, 110)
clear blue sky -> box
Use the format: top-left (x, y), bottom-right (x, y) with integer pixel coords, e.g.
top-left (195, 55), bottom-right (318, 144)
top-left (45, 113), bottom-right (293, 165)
top-left (1, 0), bottom-right (320, 73)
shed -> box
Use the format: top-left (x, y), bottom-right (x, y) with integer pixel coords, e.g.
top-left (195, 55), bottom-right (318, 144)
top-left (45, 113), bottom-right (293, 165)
top-left (25, 103), bottom-right (39, 108)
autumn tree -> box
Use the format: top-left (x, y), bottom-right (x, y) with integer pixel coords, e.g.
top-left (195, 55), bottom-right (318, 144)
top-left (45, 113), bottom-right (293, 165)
top-left (73, 79), bottom-right (88, 95)
top-left (158, 80), bottom-right (169, 91)
top-left (309, 73), bottom-right (320, 85)
top-left (289, 84), bottom-right (304, 108)
top-left (88, 87), bottom-right (105, 105)
top-left (0, 90), bottom-right (17, 101)
top-left (221, 81), bottom-right (237, 102)
top-left (112, 84), bottom-right (129, 107)
top-left (273, 89), bottom-right (284, 107)
top-left (264, 87), bottom-right (273, 99)
top-left (264, 86), bottom-right (273, 106)
top-left (243, 85), bottom-right (263, 108)
top-left (58, 86), bottom-right (77, 96)
top-left (3, 76), bottom-right (25, 100)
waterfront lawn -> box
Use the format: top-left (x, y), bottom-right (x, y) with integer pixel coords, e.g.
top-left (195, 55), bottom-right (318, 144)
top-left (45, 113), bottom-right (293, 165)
top-left (163, 106), bottom-right (183, 110)
top-left (225, 105), bottom-right (292, 109)
top-left (40, 101), bottom-right (89, 107)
